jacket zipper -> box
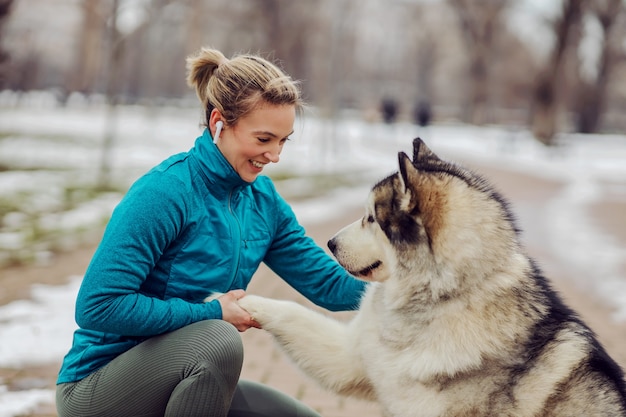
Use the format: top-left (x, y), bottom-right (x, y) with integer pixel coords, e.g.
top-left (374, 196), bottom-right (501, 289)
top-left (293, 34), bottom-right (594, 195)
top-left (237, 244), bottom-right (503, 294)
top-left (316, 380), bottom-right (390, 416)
top-left (227, 189), bottom-right (242, 286)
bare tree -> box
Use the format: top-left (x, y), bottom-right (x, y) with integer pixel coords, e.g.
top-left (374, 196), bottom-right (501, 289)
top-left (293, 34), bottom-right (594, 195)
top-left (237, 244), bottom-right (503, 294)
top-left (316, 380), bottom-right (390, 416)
top-left (252, 0), bottom-right (321, 100)
top-left (530, 0), bottom-right (583, 145)
top-left (185, 0), bottom-right (204, 56)
top-left (574, 0), bottom-right (625, 133)
top-left (66, 0), bottom-right (109, 96)
top-left (0, 0), bottom-right (14, 88)
top-left (98, 0), bottom-right (123, 190)
top-left (447, 0), bottom-right (511, 125)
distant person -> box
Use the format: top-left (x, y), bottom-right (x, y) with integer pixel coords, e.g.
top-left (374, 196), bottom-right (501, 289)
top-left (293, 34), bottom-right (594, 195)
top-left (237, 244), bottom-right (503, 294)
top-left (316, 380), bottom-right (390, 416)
top-left (381, 97), bottom-right (399, 124)
top-left (55, 47), bottom-right (366, 417)
top-left (414, 100), bottom-right (432, 127)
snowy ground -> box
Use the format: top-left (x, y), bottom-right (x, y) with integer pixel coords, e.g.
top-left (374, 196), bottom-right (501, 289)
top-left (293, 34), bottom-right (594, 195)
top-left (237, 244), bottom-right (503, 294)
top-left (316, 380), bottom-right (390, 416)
top-left (0, 97), bottom-right (625, 415)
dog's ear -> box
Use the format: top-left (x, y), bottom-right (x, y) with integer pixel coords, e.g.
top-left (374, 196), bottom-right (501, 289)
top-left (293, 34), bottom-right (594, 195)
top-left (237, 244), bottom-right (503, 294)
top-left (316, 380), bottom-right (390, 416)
top-left (398, 152), bottom-right (422, 213)
top-left (398, 151), bottom-right (417, 193)
top-left (412, 137), bottom-right (439, 164)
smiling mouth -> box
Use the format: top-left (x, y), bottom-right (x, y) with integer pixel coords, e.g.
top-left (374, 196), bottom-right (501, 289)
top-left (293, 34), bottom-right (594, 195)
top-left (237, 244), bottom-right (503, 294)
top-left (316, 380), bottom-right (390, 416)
top-left (250, 160), bottom-right (265, 169)
top-left (350, 260), bottom-right (382, 277)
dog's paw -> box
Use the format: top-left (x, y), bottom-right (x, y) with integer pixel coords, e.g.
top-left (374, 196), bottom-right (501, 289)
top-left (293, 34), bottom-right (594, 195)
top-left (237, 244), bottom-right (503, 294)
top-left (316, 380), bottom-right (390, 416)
top-left (238, 294), bottom-right (288, 327)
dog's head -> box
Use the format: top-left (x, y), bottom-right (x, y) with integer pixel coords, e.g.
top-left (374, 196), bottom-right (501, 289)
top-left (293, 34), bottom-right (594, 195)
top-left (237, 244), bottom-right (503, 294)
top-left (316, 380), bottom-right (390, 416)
top-left (328, 138), bottom-right (520, 298)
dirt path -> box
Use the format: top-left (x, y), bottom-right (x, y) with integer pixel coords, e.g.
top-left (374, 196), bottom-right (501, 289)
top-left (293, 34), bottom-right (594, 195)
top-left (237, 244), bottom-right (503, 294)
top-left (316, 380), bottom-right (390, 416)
top-left (0, 243), bottom-right (101, 306)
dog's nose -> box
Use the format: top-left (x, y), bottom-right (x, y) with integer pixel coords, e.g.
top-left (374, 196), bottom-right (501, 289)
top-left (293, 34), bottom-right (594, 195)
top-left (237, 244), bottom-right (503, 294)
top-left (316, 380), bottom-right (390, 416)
top-left (327, 239), bottom-right (336, 253)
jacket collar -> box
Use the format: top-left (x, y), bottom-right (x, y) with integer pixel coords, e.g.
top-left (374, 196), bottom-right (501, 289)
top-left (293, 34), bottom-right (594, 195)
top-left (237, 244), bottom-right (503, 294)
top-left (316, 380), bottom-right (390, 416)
top-left (190, 128), bottom-right (251, 195)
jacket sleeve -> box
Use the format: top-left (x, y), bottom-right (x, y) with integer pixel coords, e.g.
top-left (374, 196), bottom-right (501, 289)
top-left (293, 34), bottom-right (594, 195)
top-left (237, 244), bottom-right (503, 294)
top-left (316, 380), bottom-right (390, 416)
top-left (75, 173), bottom-right (221, 336)
top-left (263, 188), bottom-right (367, 312)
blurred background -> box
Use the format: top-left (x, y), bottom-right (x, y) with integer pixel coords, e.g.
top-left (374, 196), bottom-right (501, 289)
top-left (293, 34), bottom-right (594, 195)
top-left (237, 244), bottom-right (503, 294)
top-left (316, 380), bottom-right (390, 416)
top-left (1, 0), bottom-right (626, 137)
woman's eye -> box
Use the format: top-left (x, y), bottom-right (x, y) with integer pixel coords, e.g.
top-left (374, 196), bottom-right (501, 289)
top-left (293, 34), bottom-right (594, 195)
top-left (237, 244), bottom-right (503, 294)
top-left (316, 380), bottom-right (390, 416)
top-left (258, 137), bottom-right (270, 143)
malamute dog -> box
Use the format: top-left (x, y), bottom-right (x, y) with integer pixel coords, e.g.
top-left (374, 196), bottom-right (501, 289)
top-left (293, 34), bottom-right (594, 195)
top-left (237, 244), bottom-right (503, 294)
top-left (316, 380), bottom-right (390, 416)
top-left (239, 138), bottom-right (626, 416)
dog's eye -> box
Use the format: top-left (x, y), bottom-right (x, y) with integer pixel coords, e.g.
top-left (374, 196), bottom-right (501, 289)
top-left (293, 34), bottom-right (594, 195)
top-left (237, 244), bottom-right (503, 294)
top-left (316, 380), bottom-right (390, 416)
top-left (367, 215), bottom-right (375, 223)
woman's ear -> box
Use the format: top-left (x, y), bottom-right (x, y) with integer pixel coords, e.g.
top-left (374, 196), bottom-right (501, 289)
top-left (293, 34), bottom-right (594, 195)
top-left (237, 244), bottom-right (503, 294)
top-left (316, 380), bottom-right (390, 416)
top-left (209, 109), bottom-right (225, 142)
top-left (209, 109), bottom-right (223, 130)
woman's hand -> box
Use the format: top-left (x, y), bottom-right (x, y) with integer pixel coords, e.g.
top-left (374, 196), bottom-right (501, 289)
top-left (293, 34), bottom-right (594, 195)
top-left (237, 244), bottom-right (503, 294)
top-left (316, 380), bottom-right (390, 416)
top-left (217, 290), bottom-right (261, 332)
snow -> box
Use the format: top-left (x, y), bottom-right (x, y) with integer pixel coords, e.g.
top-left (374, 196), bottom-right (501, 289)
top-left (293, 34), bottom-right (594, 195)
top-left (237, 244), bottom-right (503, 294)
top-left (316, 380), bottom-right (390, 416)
top-left (0, 97), bottom-right (625, 415)
top-left (0, 386), bottom-right (54, 417)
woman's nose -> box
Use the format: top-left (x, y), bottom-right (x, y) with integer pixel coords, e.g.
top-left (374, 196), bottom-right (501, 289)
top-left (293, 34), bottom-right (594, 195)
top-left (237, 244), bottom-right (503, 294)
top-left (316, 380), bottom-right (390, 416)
top-left (264, 149), bottom-right (280, 163)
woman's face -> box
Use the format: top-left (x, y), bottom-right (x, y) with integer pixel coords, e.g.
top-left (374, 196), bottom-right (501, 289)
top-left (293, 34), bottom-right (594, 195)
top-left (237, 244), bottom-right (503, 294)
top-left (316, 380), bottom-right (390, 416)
top-left (216, 103), bottom-right (295, 183)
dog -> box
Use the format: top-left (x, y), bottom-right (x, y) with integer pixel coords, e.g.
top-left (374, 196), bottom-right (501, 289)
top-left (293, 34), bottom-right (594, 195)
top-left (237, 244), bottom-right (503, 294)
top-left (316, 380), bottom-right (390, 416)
top-left (238, 138), bottom-right (626, 416)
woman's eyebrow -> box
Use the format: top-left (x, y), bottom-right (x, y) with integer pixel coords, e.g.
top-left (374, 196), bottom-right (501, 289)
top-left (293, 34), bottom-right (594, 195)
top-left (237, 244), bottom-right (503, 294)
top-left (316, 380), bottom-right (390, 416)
top-left (254, 130), bottom-right (295, 138)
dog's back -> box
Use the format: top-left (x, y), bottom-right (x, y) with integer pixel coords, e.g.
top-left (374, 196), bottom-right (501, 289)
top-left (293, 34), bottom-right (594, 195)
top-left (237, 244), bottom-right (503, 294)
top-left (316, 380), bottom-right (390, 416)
top-left (516, 271), bottom-right (626, 416)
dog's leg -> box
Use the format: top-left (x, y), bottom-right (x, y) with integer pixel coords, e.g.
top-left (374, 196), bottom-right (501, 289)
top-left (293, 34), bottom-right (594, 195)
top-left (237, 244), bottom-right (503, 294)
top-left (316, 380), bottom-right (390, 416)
top-left (239, 295), bottom-right (375, 400)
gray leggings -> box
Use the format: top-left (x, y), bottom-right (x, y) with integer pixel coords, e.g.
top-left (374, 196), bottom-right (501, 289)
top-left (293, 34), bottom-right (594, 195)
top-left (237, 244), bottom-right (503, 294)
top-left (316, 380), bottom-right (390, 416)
top-left (56, 320), bottom-right (321, 417)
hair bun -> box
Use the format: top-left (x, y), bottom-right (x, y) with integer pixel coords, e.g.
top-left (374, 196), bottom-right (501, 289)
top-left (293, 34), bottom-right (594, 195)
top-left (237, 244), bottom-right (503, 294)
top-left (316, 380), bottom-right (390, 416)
top-left (186, 48), bottom-right (227, 104)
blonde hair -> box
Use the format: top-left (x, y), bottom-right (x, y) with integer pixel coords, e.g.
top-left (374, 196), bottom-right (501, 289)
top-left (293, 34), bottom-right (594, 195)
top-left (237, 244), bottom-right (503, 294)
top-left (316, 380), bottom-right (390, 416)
top-left (186, 47), bottom-right (303, 126)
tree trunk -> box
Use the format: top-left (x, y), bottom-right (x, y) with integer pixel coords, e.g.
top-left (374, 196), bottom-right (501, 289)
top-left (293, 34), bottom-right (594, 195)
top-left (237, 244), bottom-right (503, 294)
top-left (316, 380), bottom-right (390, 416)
top-left (67, 0), bottom-right (104, 95)
top-left (447, 0), bottom-right (509, 125)
top-left (98, 0), bottom-right (123, 190)
top-left (0, 0), bottom-right (15, 88)
top-left (530, 0), bottom-right (582, 145)
top-left (575, 0), bottom-right (623, 133)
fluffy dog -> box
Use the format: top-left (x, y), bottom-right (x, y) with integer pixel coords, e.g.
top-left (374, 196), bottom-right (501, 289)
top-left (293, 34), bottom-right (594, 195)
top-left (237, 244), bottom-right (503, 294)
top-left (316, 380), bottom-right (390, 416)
top-left (239, 138), bottom-right (626, 416)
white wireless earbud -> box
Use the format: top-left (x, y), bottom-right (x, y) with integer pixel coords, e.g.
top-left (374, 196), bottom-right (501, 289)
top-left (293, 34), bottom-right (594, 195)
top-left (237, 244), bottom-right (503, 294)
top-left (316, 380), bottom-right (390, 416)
top-left (214, 121), bottom-right (224, 143)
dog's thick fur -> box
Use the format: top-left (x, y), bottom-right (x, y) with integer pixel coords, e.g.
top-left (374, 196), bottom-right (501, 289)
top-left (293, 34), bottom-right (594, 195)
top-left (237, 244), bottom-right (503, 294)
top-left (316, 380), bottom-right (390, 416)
top-left (239, 138), bottom-right (626, 416)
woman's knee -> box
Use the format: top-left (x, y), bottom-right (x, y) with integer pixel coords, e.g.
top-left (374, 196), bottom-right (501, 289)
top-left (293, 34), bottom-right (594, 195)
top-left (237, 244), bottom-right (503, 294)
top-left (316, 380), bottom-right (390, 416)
top-left (180, 320), bottom-right (244, 371)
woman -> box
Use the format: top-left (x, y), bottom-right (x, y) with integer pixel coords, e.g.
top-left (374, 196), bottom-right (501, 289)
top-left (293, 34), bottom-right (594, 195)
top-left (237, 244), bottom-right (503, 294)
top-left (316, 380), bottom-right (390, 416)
top-left (55, 47), bottom-right (366, 417)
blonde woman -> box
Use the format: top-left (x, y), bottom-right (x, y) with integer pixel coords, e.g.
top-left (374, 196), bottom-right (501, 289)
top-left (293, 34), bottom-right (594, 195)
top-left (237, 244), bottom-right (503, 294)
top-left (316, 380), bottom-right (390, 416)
top-left (56, 47), bottom-right (366, 417)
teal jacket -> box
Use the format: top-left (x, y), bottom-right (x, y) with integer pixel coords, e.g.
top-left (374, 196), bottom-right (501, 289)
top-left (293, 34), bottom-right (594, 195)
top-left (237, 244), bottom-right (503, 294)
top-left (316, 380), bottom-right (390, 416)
top-left (57, 129), bottom-right (366, 384)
